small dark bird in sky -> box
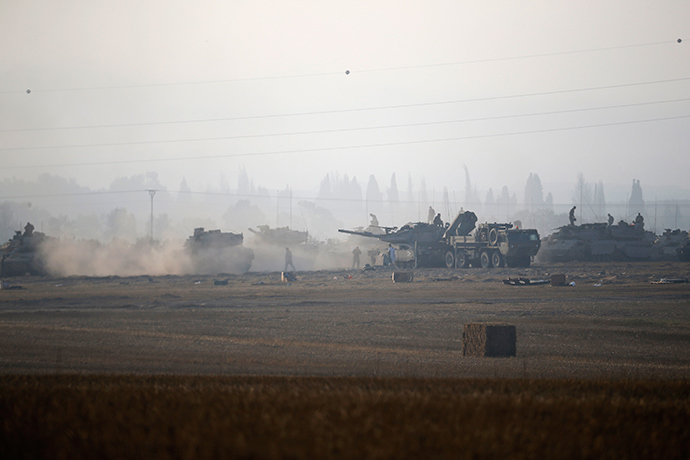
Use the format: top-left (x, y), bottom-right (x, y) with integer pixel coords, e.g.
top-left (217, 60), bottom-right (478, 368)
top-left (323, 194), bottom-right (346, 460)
top-left (345, 70), bottom-right (350, 75)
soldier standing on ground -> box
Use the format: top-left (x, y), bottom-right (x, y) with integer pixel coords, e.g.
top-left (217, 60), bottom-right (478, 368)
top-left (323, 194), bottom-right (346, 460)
top-left (284, 247), bottom-right (296, 272)
top-left (352, 246), bottom-right (362, 269)
top-left (569, 206), bottom-right (577, 226)
top-left (388, 244), bottom-right (397, 269)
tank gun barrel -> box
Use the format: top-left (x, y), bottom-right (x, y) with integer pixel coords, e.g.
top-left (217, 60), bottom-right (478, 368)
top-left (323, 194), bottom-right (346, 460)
top-left (338, 229), bottom-right (386, 239)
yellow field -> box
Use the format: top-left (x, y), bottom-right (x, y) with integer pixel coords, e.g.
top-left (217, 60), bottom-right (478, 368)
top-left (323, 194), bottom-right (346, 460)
top-left (1, 375), bottom-right (689, 459)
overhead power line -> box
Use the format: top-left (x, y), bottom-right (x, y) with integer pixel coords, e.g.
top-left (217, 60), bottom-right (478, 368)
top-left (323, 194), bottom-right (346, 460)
top-left (3, 76), bottom-right (689, 133)
top-left (0, 189), bottom-right (144, 200)
top-left (2, 96), bottom-right (688, 144)
top-left (1, 113), bottom-right (688, 169)
top-left (0, 39), bottom-right (681, 95)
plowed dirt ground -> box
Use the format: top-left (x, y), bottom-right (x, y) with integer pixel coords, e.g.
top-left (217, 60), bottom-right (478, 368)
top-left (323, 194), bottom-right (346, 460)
top-left (1, 261), bottom-right (689, 379)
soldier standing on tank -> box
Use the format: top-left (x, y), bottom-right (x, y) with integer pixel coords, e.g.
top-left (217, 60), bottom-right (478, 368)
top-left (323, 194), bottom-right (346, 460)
top-left (569, 206), bottom-right (577, 226)
top-left (369, 214), bottom-right (379, 227)
top-left (427, 206), bottom-right (435, 224)
top-left (284, 247), bottom-right (296, 272)
top-left (352, 246), bottom-right (362, 269)
top-left (634, 213), bottom-right (644, 230)
top-left (23, 222), bottom-right (34, 237)
top-left (607, 214), bottom-right (614, 226)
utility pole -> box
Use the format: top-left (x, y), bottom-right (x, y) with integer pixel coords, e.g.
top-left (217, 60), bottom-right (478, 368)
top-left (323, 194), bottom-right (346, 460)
top-left (148, 189), bottom-right (156, 244)
top-left (579, 183), bottom-right (583, 223)
top-left (289, 188), bottom-right (293, 229)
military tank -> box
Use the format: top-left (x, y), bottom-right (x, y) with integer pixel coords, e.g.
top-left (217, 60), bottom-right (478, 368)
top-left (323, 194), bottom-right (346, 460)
top-left (1, 227), bottom-right (50, 277)
top-left (538, 221), bottom-right (656, 262)
top-left (651, 229), bottom-right (689, 261)
top-left (185, 227), bottom-right (254, 274)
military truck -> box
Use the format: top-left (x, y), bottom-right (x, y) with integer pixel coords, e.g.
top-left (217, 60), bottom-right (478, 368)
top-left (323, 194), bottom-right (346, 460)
top-left (185, 227), bottom-right (254, 274)
top-left (338, 210), bottom-right (540, 268)
top-left (440, 211), bottom-right (540, 268)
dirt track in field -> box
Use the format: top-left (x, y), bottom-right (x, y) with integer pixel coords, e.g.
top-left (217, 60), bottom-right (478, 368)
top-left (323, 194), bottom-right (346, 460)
top-left (1, 261), bottom-right (689, 379)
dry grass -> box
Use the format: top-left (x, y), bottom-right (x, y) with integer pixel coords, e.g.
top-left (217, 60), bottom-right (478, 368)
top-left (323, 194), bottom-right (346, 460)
top-left (1, 374), bottom-right (689, 460)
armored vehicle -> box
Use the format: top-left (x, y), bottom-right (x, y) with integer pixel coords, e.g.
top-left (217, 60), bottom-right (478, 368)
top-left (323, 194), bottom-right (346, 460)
top-left (339, 210), bottom-right (540, 268)
top-left (248, 225), bottom-right (309, 246)
top-left (652, 229), bottom-right (689, 261)
top-left (1, 229), bottom-right (49, 277)
top-left (538, 221), bottom-right (656, 262)
top-left (185, 227), bottom-right (254, 274)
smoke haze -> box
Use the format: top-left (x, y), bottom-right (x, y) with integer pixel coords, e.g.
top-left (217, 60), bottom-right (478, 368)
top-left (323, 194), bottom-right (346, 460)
top-left (39, 236), bottom-right (355, 277)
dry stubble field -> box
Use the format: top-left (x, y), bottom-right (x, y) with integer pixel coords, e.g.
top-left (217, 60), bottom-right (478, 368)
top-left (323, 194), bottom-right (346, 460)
top-left (1, 261), bottom-right (689, 458)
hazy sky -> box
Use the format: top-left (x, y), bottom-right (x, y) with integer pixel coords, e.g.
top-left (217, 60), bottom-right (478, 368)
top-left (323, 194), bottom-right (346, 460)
top-left (1, 0), bottom-right (689, 203)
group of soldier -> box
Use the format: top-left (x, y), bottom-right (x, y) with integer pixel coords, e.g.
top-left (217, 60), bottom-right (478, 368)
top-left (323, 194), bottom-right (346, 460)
top-left (569, 206), bottom-right (644, 229)
top-left (427, 206), bottom-right (444, 227)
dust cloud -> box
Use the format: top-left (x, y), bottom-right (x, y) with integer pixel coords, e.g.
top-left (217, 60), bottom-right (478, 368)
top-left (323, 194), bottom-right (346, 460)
top-left (40, 239), bottom-right (194, 277)
top-left (38, 237), bottom-right (355, 277)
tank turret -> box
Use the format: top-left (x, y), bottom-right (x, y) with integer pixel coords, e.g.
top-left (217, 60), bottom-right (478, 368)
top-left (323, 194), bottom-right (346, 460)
top-left (338, 221), bottom-right (447, 246)
top-left (248, 225), bottom-right (309, 246)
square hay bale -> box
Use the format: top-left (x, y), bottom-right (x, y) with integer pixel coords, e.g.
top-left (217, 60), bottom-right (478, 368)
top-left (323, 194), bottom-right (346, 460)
top-left (462, 323), bottom-right (516, 357)
top-left (392, 271), bottom-right (414, 283)
top-left (550, 274), bottom-right (567, 286)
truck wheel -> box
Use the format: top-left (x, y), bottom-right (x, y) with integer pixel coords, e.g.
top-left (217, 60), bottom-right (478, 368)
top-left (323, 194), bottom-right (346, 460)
top-left (488, 228), bottom-right (498, 246)
top-left (444, 251), bottom-right (455, 268)
top-left (480, 251), bottom-right (492, 268)
top-left (457, 252), bottom-right (470, 268)
top-left (491, 250), bottom-right (503, 268)
top-left (505, 257), bottom-right (517, 268)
